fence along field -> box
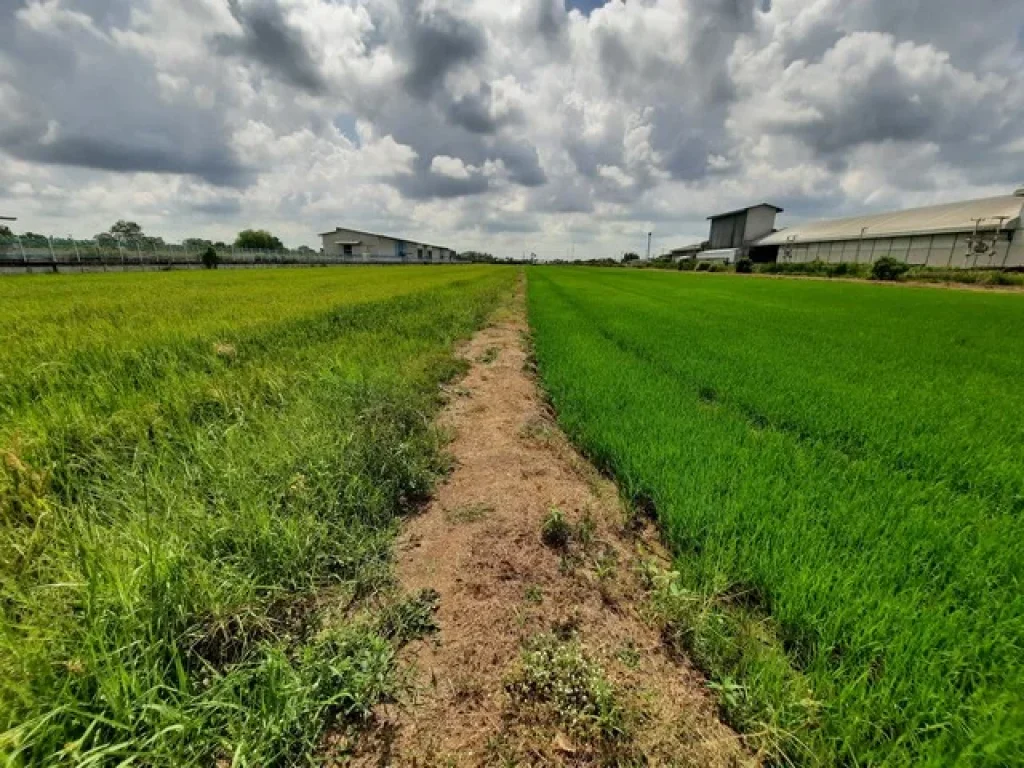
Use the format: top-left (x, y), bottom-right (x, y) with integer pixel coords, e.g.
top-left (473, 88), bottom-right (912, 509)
top-left (0, 233), bottom-right (344, 270)
top-left (0, 265), bottom-right (514, 765)
top-left (527, 268), bottom-right (1024, 766)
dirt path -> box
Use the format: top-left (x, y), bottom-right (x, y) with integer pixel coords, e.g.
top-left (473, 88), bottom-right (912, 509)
top-left (351, 278), bottom-right (751, 766)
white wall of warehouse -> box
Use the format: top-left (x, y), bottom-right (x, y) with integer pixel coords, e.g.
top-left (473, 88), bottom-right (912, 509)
top-left (781, 228), bottom-right (1024, 269)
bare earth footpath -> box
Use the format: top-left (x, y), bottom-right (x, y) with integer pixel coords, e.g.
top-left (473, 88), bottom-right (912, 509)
top-left (348, 277), bottom-right (752, 767)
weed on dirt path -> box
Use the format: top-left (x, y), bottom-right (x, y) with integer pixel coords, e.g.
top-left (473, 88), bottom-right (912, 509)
top-left (345, 278), bottom-right (750, 767)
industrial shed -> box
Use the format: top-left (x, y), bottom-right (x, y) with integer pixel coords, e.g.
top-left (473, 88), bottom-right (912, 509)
top-left (752, 191), bottom-right (1024, 268)
top-left (319, 226), bottom-right (456, 263)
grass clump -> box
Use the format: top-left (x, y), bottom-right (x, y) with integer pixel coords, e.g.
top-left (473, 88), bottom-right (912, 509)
top-left (540, 507), bottom-right (571, 550)
top-left (641, 562), bottom-right (818, 763)
top-left (505, 634), bottom-right (634, 749)
top-left (376, 588), bottom-right (441, 646)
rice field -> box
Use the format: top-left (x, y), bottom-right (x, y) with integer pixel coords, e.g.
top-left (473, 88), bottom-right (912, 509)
top-left (527, 268), bottom-right (1024, 766)
top-left (0, 266), bottom-right (514, 765)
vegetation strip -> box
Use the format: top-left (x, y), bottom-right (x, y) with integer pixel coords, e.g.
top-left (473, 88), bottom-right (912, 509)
top-left (0, 265), bottom-right (514, 765)
top-left (527, 267), bottom-right (1024, 767)
top-left (348, 282), bottom-right (748, 766)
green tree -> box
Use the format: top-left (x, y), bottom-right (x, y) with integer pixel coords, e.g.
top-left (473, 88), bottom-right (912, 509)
top-left (622, 252), bottom-right (639, 263)
top-left (110, 220), bottom-right (144, 239)
top-left (235, 229), bottom-right (284, 251)
top-left (0, 225), bottom-right (11, 238)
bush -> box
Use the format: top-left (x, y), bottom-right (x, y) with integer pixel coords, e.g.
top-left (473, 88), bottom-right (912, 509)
top-left (677, 259), bottom-right (697, 271)
top-left (202, 247), bottom-right (219, 270)
top-left (871, 256), bottom-right (910, 281)
top-left (735, 258), bottom-right (753, 274)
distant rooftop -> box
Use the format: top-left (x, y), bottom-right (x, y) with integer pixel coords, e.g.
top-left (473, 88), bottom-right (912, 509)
top-left (707, 203), bottom-right (784, 220)
top-left (757, 193), bottom-right (1024, 246)
top-left (318, 225), bottom-right (450, 250)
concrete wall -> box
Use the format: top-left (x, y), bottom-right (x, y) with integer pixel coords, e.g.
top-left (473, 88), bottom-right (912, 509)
top-left (744, 206), bottom-right (779, 242)
top-left (780, 231), bottom-right (1022, 268)
top-left (709, 213), bottom-right (745, 250)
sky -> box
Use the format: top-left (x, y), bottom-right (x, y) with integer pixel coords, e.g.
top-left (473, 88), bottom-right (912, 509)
top-left (1, 0), bottom-right (1022, 259)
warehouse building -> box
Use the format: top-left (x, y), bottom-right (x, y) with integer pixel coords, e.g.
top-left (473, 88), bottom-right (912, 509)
top-left (666, 242), bottom-right (704, 261)
top-left (750, 190), bottom-right (1024, 268)
top-left (319, 226), bottom-right (456, 263)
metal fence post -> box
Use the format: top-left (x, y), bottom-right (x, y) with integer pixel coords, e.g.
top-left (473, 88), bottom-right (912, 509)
top-left (17, 235), bottom-right (26, 264)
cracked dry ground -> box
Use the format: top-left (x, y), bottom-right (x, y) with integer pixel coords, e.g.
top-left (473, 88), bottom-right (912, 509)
top-left (348, 283), bottom-right (752, 767)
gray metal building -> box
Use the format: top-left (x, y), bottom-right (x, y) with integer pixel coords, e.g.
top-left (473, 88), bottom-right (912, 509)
top-left (319, 226), bottom-right (456, 263)
top-left (752, 190), bottom-right (1024, 268)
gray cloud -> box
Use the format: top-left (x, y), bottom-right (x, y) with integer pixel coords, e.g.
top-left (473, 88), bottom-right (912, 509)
top-left (532, 0), bottom-right (569, 47)
top-left (753, 33), bottom-right (1012, 162)
top-left (495, 142), bottom-right (547, 187)
top-left (2, 0), bottom-right (1023, 255)
top-left (190, 197), bottom-right (243, 216)
top-left (528, 176), bottom-right (594, 214)
top-left (445, 84), bottom-right (523, 135)
top-left (400, 3), bottom-right (486, 99)
top-left (0, 3), bottom-right (251, 187)
top-left (391, 169), bottom-right (490, 199)
top-left (5, 132), bottom-right (251, 187)
top-left (213, 0), bottom-right (326, 94)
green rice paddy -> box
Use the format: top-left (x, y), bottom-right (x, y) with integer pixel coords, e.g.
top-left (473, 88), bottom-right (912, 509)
top-left (527, 268), bottom-right (1024, 766)
top-left (0, 266), bottom-right (513, 765)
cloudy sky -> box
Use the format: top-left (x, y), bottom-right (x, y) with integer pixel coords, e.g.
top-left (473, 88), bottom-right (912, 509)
top-left (1, 0), bottom-right (1022, 258)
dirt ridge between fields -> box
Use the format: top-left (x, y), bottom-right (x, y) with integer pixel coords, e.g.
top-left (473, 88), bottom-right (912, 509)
top-left (347, 277), bottom-right (752, 766)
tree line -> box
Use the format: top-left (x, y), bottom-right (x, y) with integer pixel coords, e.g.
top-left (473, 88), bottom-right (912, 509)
top-left (0, 220), bottom-right (304, 253)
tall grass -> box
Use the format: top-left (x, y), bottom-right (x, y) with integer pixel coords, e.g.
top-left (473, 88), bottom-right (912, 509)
top-left (0, 265), bottom-right (514, 765)
top-left (527, 267), bottom-right (1024, 766)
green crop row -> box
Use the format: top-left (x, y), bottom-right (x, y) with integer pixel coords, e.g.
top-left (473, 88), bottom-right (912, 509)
top-left (527, 267), bottom-right (1024, 766)
top-left (0, 265), bottom-right (514, 765)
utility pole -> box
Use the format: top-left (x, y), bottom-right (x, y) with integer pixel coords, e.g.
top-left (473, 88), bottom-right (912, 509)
top-left (646, 231), bottom-right (652, 261)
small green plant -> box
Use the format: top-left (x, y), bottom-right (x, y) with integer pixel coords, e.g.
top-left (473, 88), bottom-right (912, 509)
top-left (615, 641), bottom-right (641, 670)
top-left (870, 256), bottom-right (910, 281)
top-left (541, 507), bottom-right (571, 550)
top-left (575, 509), bottom-right (596, 551)
top-left (505, 634), bottom-right (634, 746)
top-left (524, 585), bottom-right (543, 604)
top-left (479, 346), bottom-right (500, 364)
top-left (594, 549), bottom-right (618, 582)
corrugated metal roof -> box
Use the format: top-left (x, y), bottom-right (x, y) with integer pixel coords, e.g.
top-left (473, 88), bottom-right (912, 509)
top-left (708, 202), bottom-right (784, 220)
top-left (756, 194), bottom-right (1024, 246)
